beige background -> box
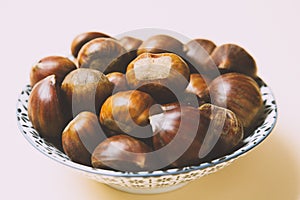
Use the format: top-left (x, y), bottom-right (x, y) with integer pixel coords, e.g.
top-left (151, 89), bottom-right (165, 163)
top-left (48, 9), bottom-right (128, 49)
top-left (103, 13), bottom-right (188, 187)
top-left (2, 0), bottom-right (300, 199)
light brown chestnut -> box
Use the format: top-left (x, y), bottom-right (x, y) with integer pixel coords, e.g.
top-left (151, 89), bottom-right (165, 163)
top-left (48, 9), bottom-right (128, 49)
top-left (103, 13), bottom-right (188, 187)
top-left (137, 34), bottom-right (184, 56)
top-left (100, 90), bottom-right (155, 134)
top-left (91, 134), bottom-right (152, 172)
top-left (185, 73), bottom-right (211, 97)
top-left (61, 68), bottom-right (113, 116)
top-left (150, 104), bottom-right (243, 168)
top-left (208, 44), bottom-right (257, 78)
top-left (30, 56), bottom-right (77, 87)
top-left (105, 72), bottom-right (129, 93)
top-left (62, 111), bottom-right (107, 166)
top-left (77, 38), bottom-right (127, 73)
top-left (118, 36), bottom-right (143, 52)
top-left (203, 72), bottom-right (263, 132)
top-left (183, 39), bottom-right (216, 73)
top-left (28, 75), bottom-right (71, 142)
top-left (71, 31), bottom-right (111, 58)
top-left (126, 53), bottom-right (190, 104)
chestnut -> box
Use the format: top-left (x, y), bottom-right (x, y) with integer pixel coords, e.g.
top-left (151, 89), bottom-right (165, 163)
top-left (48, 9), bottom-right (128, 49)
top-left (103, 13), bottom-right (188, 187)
top-left (204, 72), bottom-right (263, 132)
top-left (185, 73), bottom-right (211, 97)
top-left (184, 39), bottom-right (216, 55)
top-left (100, 90), bottom-right (155, 133)
top-left (61, 68), bottom-right (113, 116)
top-left (159, 93), bottom-right (202, 112)
top-left (183, 39), bottom-right (216, 73)
top-left (137, 34), bottom-right (184, 56)
top-left (118, 36), bottom-right (143, 52)
top-left (198, 103), bottom-right (244, 159)
top-left (91, 135), bottom-right (152, 172)
top-left (149, 104), bottom-right (243, 168)
top-left (28, 75), bottom-right (70, 143)
top-left (126, 52), bottom-right (190, 104)
top-left (30, 56), bottom-right (77, 87)
top-left (62, 111), bottom-right (107, 166)
top-left (71, 31), bottom-right (111, 58)
top-left (208, 44), bottom-right (257, 78)
top-left (77, 38), bottom-right (127, 73)
top-left (105, 72), bottom-right (129, 93)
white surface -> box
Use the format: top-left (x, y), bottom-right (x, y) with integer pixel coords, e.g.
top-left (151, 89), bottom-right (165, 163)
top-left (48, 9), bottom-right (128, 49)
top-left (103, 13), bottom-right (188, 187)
top-left (1, 0), bottom-right (300, 199)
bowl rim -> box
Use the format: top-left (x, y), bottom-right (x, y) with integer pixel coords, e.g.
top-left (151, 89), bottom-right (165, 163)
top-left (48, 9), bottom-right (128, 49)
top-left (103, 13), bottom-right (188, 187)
top-left (16, 77), bottom-right (277, 178)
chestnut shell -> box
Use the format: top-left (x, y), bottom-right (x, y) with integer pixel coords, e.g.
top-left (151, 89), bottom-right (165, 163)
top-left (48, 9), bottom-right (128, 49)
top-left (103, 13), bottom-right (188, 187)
top-left (183, 39), bottom-right (217, 73)
top-left (137, 34), bottom-right (184, 56)
top-left (28, 75), bottom-right (70, 143)
top-left (100, 90), bottom-right (155, 133)
top-left (204, 72), bottom-right (263, 131)
top-left (106, 72), bottom-right (129, 93)
top-left (30, 56), bottom-right (76, 87)
top-left (71, 31), bottom-right (111, 58)
top-left (62, 111), bottom-right (107, 166)
top-left (61, 68), bottom-right (113, 116)
top-left (185, 73), bottom-right (211, 97)
top-left (77, 38), bottom-right (127, 74)
top-left (208, 44), bottom-right (257, 78)
top-left (118, 36), bottom-right (143, 52)
top-left (150, 105), bottom-right (243, 168)
top-left (91, 135), bottom-right (152, 172)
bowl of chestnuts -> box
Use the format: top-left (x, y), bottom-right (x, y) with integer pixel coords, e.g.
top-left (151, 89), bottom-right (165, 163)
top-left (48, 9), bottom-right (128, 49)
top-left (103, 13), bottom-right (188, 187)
top-left (16, 29), bottom-right (277, 194)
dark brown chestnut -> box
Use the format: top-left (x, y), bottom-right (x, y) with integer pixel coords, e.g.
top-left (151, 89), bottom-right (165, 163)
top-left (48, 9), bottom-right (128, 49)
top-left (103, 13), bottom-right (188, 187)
top-left (137, 34), bottom-right (184, 56)
top-left (105, 72), bottom-right (129, 93)
top-left (126, 53), bottom-right (190, 104)
top-left (62, 111), bottom-right (107, 166)
top-left (77, 38), bottom-right (127, 73)
top-left (198, 103), bottom-right (244, 159)
top-left (118, 36), bottom-right (143, 52)
top-left (208, 44), bottom-right (257, 78)
top-left (28, 75), bottom-right (71, 142)
top-left (204, 72), bottom-right (263, 131)
top-left (91, 134), bottom-right (152, 172)
top-left (61, 68), bottom-right (113, 116)
top-left (100, 90), bottom-right (155, 133)
top-left (71, 32), bottom-right (111, 58)
top-left (30, 56), bottom-right (77, 87)
top-left (183, 39), bottom-right (216, 73)
top-left (149, 104), bottom-right (243, 168)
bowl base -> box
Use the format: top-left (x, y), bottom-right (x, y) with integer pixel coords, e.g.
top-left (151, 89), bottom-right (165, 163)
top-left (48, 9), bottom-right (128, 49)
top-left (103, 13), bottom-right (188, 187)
top-left (107, 182), bottom-right (189, 194)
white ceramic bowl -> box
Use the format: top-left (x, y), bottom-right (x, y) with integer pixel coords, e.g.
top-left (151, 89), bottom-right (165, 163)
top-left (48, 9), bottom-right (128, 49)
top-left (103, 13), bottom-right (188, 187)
top-left (16, 77), bottom-right (277, 194)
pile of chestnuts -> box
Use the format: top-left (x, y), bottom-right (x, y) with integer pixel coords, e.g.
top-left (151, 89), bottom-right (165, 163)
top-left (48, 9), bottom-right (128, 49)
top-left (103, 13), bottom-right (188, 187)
top-left (28, 31), bottom-right (264, 172)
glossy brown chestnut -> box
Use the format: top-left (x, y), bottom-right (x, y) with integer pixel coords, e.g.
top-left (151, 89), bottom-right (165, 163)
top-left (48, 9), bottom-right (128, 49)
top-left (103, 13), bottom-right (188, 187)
top-left (105, 72), bottom-right (128, 93)
top-left (150, 105), bottom-right (243, 167)
top-left (118, 36), bottom-right (143, 52)
top-left (184, 39), bottom-right (217, 73)
top-left (62, 111), bottom-right (107, 166)
top-left (126, 53), bottom-right (190, 104)
top-left (77, 38), bottom-right (127, 73)
top-left (137, 34), bottom-right (184, 56)
top-left (61, 68), bottom-right (113, 116)
top-left (208, 44), bottom-right (257, 78)
top-left (198, 103), bottom-right (244, 159)
top-left (71, 32), bottom-right (111, 58)
top-left (204, 72), bottom-right (263, 131)
top-left (30, 56), bottom-right (77, 87)
top-left (100, 90), bottom-right (155, 133)
top-left (185, 73), bottom-right (211, 97)
top-left (28, 75), bottom-right (70, 140)
top-left (91, 134), bottom-right (152, 172)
